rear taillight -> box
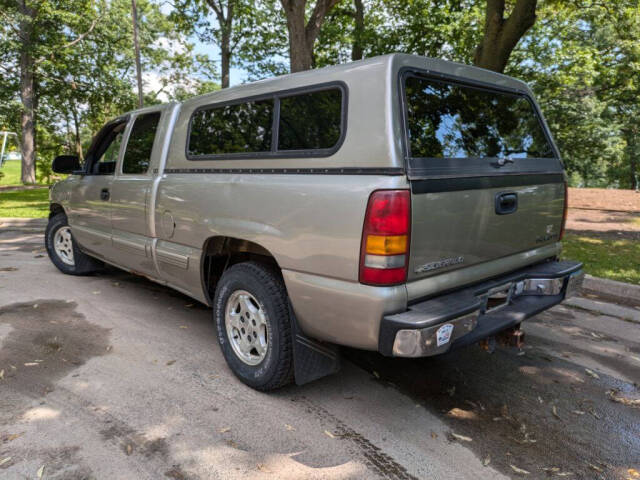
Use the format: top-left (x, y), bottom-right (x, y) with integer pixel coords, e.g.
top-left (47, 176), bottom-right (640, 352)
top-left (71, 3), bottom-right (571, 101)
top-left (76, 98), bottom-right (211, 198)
top-left (359, 190), bottom-right (411, 286)
top-left (559, 181), bottom-right (568, 240)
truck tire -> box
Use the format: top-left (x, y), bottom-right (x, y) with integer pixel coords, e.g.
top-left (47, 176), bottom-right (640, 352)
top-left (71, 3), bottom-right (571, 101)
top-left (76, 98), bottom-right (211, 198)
top-left (45, 213), bottom-right (103, 275)
top-left (213, 261), bottom-right (294, 391)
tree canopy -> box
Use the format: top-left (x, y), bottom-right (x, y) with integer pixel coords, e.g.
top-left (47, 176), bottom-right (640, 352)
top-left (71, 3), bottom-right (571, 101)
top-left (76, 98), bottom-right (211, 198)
top-left (1, 0), bottom-right (638, 188)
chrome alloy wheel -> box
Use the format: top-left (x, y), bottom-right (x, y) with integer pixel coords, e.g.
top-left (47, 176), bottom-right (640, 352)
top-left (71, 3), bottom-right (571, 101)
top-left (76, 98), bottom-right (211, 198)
top-left (225, 290), bottom-right (269, 366)
top-left (53, 226), bottom-right (75, 266)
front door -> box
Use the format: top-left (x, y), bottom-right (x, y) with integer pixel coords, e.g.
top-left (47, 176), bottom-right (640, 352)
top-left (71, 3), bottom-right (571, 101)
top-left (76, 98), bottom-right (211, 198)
top-left (110, 109), bottom-right (163, 275)
top-left (67, 118), bottom-right (128, 260)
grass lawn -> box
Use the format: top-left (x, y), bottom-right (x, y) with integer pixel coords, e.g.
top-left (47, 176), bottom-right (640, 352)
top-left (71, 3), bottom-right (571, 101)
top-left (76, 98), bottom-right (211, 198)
top-left (562, 233), bottom-right (640, 285)
top-left (0, 160), bottom-right (22, 186)
top-left (0, 187), bottom-right (49, 218)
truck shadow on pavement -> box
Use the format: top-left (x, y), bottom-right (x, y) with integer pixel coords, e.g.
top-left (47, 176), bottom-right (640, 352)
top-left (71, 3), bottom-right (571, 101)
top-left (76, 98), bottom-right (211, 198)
top-left (345, 307), bottom-right (640, 480)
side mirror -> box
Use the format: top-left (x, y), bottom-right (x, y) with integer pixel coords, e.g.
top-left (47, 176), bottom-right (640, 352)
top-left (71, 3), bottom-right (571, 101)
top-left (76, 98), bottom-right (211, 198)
top-left (52, 155), bottom-right (81, 174)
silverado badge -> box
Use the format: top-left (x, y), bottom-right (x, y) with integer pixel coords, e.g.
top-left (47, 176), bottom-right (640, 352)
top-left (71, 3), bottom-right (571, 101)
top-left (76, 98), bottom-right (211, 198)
top-left (415, 256), bottom-right (464, 274)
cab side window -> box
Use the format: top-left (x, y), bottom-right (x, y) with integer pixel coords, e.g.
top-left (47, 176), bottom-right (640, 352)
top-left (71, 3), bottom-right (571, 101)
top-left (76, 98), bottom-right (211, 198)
top-left (122, 112), bottom-right (161, 174)
top-left (88, 122), bottom-right (127, 175)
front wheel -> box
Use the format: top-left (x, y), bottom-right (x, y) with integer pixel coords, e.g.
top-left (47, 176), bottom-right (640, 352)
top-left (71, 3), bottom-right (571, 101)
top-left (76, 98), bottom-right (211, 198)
top-left (45, 213), bottom-right (102, 275)
top-left (213, 261), bottom-right (293, 391)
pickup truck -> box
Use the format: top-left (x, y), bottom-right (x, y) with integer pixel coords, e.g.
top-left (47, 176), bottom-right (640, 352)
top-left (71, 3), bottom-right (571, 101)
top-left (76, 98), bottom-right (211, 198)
top-left (46, 53), bottom-right (584, 390)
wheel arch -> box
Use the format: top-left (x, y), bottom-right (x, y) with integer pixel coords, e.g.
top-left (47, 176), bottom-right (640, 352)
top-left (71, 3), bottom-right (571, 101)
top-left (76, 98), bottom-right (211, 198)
top-left (49, 203), bottom-right (66, 219)
top-left (200, 236), bottom-right (281, 305)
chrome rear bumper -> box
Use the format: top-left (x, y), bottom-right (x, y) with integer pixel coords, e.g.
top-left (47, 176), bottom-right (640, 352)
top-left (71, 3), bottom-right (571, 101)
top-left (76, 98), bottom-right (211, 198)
top-left (381, 260), bottom-right (584, 358)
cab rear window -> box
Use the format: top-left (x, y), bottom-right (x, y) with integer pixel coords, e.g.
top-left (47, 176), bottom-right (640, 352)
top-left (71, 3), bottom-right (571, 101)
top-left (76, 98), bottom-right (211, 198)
top-left (404, 75), bottom-right (555, 160)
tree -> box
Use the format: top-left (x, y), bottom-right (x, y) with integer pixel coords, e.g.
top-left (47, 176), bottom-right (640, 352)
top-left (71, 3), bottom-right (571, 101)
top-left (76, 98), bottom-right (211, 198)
top-left (474, 0), bottom-right (538, 73)
top-left (0, 0), bottom-right (209, 184)
top-left (279, 0), bottom-right (344, 72)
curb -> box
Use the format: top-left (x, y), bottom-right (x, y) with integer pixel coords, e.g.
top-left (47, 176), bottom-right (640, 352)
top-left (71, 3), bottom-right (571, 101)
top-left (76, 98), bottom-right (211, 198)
top-left (582, 274), bottom-right (640, 303)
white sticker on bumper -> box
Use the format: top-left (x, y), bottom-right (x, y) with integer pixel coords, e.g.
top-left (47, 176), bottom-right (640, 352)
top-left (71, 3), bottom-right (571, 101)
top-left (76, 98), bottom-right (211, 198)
top-left (436, 323), bottom-right (454, 347)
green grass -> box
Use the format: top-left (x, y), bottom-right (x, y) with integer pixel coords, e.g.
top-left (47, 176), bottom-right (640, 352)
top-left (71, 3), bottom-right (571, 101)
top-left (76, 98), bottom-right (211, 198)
top-left (0, 160), bottom-right (22, 186)
top-left (0, 187), bottom-right (49, 218)
top-left (562, 233), bottom-right (640, 285)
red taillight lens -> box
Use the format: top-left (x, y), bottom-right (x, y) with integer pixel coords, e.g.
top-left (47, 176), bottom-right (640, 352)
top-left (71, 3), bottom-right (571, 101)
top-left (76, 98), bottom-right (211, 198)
top-left (559, 181), bottom-right (568, 240)
top-left (359, 190), bottom-right (411, 286)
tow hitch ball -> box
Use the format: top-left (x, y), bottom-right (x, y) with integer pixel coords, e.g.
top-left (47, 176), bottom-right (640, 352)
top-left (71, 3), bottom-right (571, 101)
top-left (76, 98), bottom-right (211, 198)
top-left (479, 326), bottom-right (525, 353)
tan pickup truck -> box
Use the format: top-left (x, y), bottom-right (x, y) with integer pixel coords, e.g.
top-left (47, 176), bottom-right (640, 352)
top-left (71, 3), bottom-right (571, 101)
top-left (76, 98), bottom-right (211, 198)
top-left (46, 54), bottom-right (584, 390)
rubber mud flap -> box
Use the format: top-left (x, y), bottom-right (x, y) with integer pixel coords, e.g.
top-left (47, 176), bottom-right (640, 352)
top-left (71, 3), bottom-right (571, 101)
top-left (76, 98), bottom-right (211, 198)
top-left (289, 303), bottom-right (341, 385)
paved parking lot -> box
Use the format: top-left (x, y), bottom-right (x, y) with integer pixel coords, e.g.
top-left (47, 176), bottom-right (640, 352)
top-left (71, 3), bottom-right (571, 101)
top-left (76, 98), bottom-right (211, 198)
top-left (1, 219), bottom-right (639, 479)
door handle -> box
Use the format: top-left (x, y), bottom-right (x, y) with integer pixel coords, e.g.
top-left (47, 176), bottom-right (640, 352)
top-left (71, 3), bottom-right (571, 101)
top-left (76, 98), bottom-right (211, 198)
top-left (495, 192), bottom-right (517, 215)
top-left (100, 188), bottom-right (110, 201)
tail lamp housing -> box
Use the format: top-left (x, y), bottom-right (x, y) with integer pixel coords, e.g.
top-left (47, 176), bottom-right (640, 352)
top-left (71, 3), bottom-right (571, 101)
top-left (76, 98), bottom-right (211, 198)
top-left (359, 190), bottom-right (411, 286)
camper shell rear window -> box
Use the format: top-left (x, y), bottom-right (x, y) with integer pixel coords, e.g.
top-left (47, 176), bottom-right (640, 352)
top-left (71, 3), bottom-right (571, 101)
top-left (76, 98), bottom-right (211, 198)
top-left (403, 74), bottom-right (555, 161)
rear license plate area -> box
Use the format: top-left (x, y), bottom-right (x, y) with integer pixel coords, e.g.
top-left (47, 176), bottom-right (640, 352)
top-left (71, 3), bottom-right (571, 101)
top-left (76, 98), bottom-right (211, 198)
top-left (483, 283), bottom-right (513, 313)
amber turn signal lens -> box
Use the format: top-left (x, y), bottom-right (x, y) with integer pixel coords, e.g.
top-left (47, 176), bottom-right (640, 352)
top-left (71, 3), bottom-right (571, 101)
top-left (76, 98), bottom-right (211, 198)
top-left (365, 235), bottom-right (407, 255)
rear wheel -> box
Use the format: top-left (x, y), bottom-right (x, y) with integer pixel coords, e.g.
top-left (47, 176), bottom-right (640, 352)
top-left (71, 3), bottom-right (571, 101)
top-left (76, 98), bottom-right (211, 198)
top-left (45, 213), bottom-right (102, 275)
top-left (213, 261), bottom-right (293, 390)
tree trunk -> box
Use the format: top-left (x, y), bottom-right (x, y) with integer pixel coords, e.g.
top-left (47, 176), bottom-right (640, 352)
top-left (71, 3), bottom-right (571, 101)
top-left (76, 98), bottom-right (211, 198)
top-left (71, 101), bottom-right (84, 161)
top-left (351, 0), bottom-right (364, 61)
top-left (629, 130), bottom-right (638, 190)
top-left (220, 29), bottom-right (231, 88)
top-left (474, 0), bottom-right (537, 73)
top-left (19, 0), bottom-right (36, 184)
top-left (281, 0), bottom-right (341, 73)
top-left (282, 0), bottom-right (312, 72)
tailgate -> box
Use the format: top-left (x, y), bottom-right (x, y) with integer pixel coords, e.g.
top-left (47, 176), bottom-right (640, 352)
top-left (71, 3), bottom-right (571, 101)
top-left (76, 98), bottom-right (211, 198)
top-left (408, 175), bottom-right (565, 281)
top-left (400, 71), bottom-right (566, 283)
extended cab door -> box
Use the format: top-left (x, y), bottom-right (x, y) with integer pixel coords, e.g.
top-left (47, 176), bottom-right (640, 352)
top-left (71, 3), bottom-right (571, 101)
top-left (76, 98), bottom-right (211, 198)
top-left (109, 107), bottom-right (165, 275)
top-left (67, 118), bottom-right (128, 260)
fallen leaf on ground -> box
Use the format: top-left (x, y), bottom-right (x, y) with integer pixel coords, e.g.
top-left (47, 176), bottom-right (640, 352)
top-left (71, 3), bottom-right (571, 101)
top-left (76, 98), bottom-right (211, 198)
top-left (450, 432), bottom-right (472, 442)
top-left (0, 369), bottom-right (4, 380)
top-left (179, 325), bottom-right (188, 329)
top-left (585, 368), bottom-right (600, 379)
top-left (257, 464), bottom-right (271, 473)
top-left (324, 430), bottom-right (335, 439)
top-left (92, 290), bottom-right (101, 295)
top-left (510, 464), bottom-right (530, 475)
top-left (285, 424), bottom-right (295, 431)
top-left (0, 457), bottom-right (11, 466)
top-left (447, 408), bottom-right (477, 420)
top-left (483, 456), bottom-right (491, 466)
top-left (0, 267), bottom-right (18, 272)
top-left (628, 468), bottom-right (639, 478)
top-left (219, 427), bottom-right (231, 433)
top-left (125, 444), bottom-right (133, 455)
top-left (37, 465), bottom-right (45, 478)
top-left (3, 433), bottom-right (22, 442)
top-left (430, 431), bottom-right (437, 439)
top-left (166, 360), bottom-right (176, 366)
top-left (589, 464), bottom-right (603, 473)
top-left (607, 391), bottom-right (640, 408)
top-left (552, 405), bottom-right (561, 419)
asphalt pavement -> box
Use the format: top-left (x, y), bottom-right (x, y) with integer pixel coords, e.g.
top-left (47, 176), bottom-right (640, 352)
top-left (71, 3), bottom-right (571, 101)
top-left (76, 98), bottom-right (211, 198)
top-left (1, 218), bottom-right (638, 480)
